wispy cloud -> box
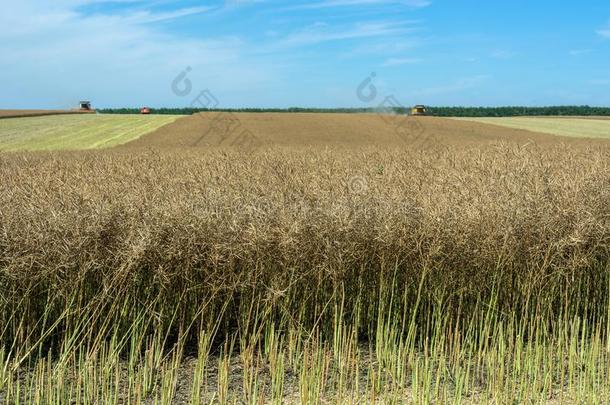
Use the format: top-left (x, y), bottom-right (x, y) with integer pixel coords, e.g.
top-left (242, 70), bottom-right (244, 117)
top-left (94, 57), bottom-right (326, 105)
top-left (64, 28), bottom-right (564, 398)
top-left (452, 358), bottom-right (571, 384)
top-left (223, 0), bottom-right (267, 9)
top-left (0, 0), bottom-right (277, 108)
top-left (382, 57), bottom-right (422, 66)
top-left (597, 21), bottom-right (610, 38)
top-left (1, 2), bottom-right (213, 37)
top-left (569, 49), bottom-right (593, 56)
top-left (274, 21), bottom-right (417, 48)
top-left (597, 29), bottom-right (610, 38)
top-left (490, 49), bottom-right (517, 60)
top-left (413, 75), bottom-right (491, 97)
top-left (588, 79), bottom-right (610, 85)
top-left (289, 0), bottom-right (430, 10)
top-left (121, 7), bottom-right (212, 24)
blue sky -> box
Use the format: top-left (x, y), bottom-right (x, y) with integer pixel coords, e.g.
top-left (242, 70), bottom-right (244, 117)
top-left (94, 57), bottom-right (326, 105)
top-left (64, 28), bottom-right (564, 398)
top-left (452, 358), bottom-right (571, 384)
top-left (1, 0), bottom-right (609, 109)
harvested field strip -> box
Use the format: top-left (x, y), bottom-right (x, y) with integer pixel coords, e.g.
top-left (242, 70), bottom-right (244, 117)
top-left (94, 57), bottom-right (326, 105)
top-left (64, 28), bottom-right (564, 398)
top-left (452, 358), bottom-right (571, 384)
top-left (453, 117), bottom-right (610, 139)
top-left (0, 114), bottom-right (181, 151)
top-left (124, 112), bottom-right (606, 150)
top-left (0, 110), bottom-right (94, 119)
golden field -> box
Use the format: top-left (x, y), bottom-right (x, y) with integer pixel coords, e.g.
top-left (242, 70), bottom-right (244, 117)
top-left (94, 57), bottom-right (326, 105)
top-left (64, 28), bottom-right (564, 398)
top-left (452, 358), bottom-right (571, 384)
top-left (1, 113), bottom-right (609, 403)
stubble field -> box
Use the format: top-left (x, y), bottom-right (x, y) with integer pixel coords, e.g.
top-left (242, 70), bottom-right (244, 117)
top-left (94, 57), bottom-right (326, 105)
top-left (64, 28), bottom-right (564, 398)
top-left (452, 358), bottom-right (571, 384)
top-left (1, 112), bottom-right (609, 404)
top-left (453, 116), bottom-right (610, 139)
top-left (0, 114), bottom-right (180, 151)
top-left (0, 110), bottom-right (94, 119)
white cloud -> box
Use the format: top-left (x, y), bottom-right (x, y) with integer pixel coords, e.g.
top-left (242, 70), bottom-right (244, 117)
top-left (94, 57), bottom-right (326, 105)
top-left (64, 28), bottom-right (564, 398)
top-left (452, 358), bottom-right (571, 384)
top-left (0, 0), bottom-right (431, 108)
top-left (0, 0), bottom-right (278, 108)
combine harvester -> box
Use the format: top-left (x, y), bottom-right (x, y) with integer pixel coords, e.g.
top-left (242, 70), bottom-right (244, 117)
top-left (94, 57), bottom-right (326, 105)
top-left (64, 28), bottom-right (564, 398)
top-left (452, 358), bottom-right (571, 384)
top-left (410, 105), bottom-right (428, 116)
top-left (78, 101), bottom-right (94, 112)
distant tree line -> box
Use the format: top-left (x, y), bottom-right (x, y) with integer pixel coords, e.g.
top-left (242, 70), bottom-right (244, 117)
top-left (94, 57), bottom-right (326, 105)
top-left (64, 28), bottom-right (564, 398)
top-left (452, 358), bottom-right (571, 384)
top-left (98, 107), bottom-right (375, 115)
top-left (98, 105), bottom-right (610, 117)
top-left (428, 106), bottom-right (610, 117)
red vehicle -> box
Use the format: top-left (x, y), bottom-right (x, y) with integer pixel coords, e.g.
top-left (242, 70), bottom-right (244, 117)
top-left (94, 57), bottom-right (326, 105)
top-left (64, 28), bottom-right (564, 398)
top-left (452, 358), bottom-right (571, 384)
top-left (140, 107), bottom-right (151, 115)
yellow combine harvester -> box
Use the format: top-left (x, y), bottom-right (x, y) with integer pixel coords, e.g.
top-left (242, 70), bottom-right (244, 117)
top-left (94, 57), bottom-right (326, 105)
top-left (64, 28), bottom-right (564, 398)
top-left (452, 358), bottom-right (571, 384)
top-left (411, 105), bottom-right (427, 116)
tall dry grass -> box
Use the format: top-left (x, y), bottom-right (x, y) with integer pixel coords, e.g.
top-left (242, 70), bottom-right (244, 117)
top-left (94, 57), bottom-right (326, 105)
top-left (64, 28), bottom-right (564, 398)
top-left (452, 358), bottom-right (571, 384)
top-left (0, 142), bottom-right (609, 402)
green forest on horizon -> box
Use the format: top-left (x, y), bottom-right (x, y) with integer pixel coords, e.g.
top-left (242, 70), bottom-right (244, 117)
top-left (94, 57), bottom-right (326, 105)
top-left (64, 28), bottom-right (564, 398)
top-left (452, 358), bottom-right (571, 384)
top-left (98, 106), bottom-right (610, 117)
